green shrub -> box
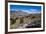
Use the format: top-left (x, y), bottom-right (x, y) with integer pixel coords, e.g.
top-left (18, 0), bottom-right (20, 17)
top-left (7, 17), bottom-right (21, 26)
top-left (10, 18), bottom-right (18, 25)
top-left (20, 18), bottom-right (23, 24)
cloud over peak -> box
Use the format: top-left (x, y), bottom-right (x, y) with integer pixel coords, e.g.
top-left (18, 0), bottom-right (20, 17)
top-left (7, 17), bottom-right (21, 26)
top-left (11, 9), bottom-right (40, 14)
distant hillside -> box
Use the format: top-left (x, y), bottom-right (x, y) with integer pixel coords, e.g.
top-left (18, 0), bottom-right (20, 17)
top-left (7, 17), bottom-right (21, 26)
top-left (10, 10), bottom-right (41, 18)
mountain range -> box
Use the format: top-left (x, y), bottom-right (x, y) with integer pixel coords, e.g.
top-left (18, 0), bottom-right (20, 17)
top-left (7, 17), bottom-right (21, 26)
top-left (10, 10), bottom-right (41, 18)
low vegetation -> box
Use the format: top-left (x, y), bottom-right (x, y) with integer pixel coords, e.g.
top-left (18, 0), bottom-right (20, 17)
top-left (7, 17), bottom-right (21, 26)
top-left (10, 11), bottom-right (41, 29)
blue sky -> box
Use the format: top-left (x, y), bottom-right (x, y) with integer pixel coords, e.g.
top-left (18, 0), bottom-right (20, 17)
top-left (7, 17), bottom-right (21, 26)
top-left (10, 5), bottom-right (41, 13)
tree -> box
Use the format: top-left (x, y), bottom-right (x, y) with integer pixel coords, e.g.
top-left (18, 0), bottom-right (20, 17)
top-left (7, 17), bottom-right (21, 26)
top-left (10, 18), bottom-right (18, 25)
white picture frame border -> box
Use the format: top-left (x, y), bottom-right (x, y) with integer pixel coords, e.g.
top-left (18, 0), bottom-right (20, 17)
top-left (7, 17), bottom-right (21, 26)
top-left (8, 2), bottom-right (44, 32)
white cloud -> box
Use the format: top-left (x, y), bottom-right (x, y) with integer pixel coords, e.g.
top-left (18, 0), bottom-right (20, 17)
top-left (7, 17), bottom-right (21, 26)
top-left (30, 9), bottom-right (38, 12)
top-left (20, 9), bottom-right (40, 14)
top-left (11, 9), bottom-right (40, 14)
top-left (29, 9), bottom-right (40, 14)
top-left (10, 9), bottom-right (16, 11)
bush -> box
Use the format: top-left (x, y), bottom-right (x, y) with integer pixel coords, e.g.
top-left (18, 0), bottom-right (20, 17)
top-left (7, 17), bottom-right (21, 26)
top-left (20, 18), bottom-right (23, 24)
top-left (10, 18), bottom-right (18, 25)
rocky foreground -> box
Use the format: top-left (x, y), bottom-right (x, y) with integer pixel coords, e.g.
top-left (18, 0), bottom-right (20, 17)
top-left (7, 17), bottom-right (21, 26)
top-left (10, 10), bottom-right (41, 29)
